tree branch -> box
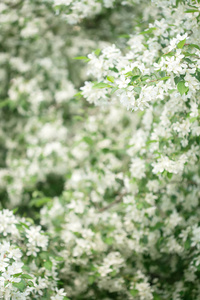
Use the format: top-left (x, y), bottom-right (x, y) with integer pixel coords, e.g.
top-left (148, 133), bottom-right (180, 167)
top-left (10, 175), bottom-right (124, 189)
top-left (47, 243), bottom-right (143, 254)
top-left (98, 193), bottom-right (126, 212)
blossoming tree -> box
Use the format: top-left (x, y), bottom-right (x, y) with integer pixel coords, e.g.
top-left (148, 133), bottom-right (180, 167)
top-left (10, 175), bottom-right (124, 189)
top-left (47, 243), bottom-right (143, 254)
top-left (0, 0), bottom-right (200, 299)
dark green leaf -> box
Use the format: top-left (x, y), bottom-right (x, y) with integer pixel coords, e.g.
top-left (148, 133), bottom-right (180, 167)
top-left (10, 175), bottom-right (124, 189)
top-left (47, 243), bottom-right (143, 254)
top-left (131, 75), bottom-right (140, 81)
top-left (27, 281), bottom-right (34, 287)
top-left (153, 293), bottom-right (162, 300)
top-left (0, 99), bottom-right (11, 109)
top-left (184, 239), bottom-right (191, 250)
top-left (13, 273), bottom-right (22, 277)
top-left (19, 222), bottom-right (29, 229)
top-left (13, 208), bottom-right (18, 214)
top-left (12, 280), bottom-right (26, 292)
top-left (167, 172), bottom-right (173, 179)
top-left (188, 43), bottom-right (200, 50)
top-left (185, 9), bottom-right (199, 13)
top-left (21, 274), bottom-right (33, 279)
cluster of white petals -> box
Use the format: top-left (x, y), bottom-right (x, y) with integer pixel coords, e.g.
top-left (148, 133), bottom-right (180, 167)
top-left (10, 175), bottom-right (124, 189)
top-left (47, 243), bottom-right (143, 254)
top-left (0, 210), bottom-right (65, 299)
top-left (0, 0), bottom-right (200, 299)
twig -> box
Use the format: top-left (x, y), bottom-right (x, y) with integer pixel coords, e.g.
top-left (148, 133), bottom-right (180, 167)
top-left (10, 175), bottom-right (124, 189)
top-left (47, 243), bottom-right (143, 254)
top-left (98, 193), bottom-right (126, 212)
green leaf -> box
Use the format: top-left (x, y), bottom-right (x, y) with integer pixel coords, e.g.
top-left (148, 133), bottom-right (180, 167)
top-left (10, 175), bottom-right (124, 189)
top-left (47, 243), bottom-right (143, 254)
top-left (73, 56), bottom-right (90, 62)
top-left (175, 0), bottom-right (181, 7)
top-left (131, 75), bottom-right (140, 81)
top-left (40, 252), bottom-right (49, 260)
top-left (157, 236), bottom-right (164, 248)
top-left (82, 136), bottom-right (93, 145)
top-left (12, 280), bottom-right (26, 292)
top-left (185, 9), bottom-right (199, 13)
top-left (13, 273), bottom-right (22, 277)
top-left (184, 58), bottom-right (194, 64)
top-left (27, 281), bottom-right (34, 287)
top-left (13, 208), bottom-right (18, 214)
top-left (177, 39), bottom-right (186, 49)
top-left (44, 260), bottom-right (53, 271)
top-left (0, 99), bottom-right (11, 109)
top-left (19, 222), bottom-right (29, 229)
top-left (159, 76), bottom-right (171, 81)
top-left (107, 76), bottom-right (115, 83)
top-left (153, 293), bottom-right (162, 300)
top-left (54, 256), bottom-right (65, 261)
top-left (137, 202), bottom-right (144, 209)
top-left (30, 197), bottom-right (51, 208)
top-left (184, 239), bottom-right (191, 250)
top-left (163, 51), bottom-right (174, 57)
top-left (134, 87), bottom-right (141, 94)
top-left (125, 71), bottom-right (133, 76)
top-left (141, 75), bottom-right (151, 81)
top-left (73, 56), bottom-right (87, 60)
top-left (93, 82), bottom-right (112, 89)
top-left (94, 48), bottom-right (101, 56)
top-left (196, 264), bottom-right (200, 272)
top-left (104, 237), bottom-right (114, 245)
top-left (146, 140), bottom-right (158, 145)
top-left (25, 217), bottom-right (34, 225)
top-left (190, 117), bottom-right (197, 123)
top-left (140, 27), bottom-right (157, 34)
top-left (177, 81), bottom-right (189, 95)
top-left (130, 289), bottom-right (138, 296)
top-left (16, 224), bottom-right (23, 231)
top-left (118, 34), bottom-right (130, 38)
top-left (74, 92), bottom-right (82, 98)
top-left (174, 76), bottom-right (182, 84)
top-left (88, 276), bottom-right (95, 284)
top-left (183, 51), bottom-right (198, 57)
top-left (21, 274), bottom-right (33, 279)
top-left (73, 115), bottom-right (84, 121)
top-left (132, 67), bottom-right (141, 75)
top-left (151, 222), bottom-right (163, 230)
top-left (188, 43), bottom-right (200, 50)
top-left (110, 87), bottom-right (118, 95)
top-left (167, 172), bottom-right (173, 179)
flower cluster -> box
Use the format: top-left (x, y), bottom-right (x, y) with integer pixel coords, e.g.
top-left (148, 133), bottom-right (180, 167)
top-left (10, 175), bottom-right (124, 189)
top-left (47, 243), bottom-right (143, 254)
top-left (0, 0), bottom-right (200, 299)
top-left (0, 210), bottom-right (66, 299)
top-left (52, 0), bottom-right (123, 24)
top-left (81, 4), bottom-right (200, 111)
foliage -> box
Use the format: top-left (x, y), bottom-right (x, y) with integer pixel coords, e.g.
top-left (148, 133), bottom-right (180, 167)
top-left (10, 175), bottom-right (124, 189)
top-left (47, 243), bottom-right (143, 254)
top-left (0, 0), bottom-right (200, 299)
